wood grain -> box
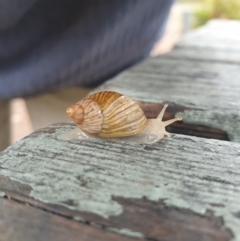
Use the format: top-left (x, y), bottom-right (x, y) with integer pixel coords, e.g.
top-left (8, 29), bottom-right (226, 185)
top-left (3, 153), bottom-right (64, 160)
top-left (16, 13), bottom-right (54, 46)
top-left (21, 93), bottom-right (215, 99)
top-left (94, 53), bottom-right (240, 142)
top-left (0, 197), bottom-right (140, 241)
top-left (0, 123), bottom-right (239, 240)
top-left (174, 20), bottom-right (240, 63)
top-left (0, 193), bottom-right (233, 241)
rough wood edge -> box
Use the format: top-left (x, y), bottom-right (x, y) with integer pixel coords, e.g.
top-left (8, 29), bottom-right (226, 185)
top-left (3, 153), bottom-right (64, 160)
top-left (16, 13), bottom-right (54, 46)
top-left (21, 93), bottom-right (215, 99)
top-left (0, 191), bottom-right (234, 241)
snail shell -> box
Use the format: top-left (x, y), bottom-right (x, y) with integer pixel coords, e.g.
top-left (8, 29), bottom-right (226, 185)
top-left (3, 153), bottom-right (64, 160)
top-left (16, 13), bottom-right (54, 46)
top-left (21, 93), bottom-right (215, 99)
top-left (66, 91), bottom-right (147, 137)
top-left (66, 91), bottom-right (182, 144)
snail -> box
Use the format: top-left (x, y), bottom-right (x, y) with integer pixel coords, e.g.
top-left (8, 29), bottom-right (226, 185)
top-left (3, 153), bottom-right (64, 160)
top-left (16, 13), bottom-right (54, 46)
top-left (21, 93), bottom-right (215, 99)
top-left (65, 91), bottom-right (182, 144)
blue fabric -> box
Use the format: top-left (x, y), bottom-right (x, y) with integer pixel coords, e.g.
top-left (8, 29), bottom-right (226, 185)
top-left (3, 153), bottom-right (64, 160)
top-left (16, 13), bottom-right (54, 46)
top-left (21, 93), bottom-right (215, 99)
top-left (0, 0), bottom-right (174, 99)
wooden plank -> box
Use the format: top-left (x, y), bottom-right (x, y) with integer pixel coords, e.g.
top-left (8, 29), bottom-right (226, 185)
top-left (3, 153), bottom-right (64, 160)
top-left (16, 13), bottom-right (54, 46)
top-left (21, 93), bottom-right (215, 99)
top-left (95, 55), bottom-right (240, 143)
top-left (0, 123), bottom-right (239, 240)
top-left (1, 193), bottom-right (234, 241)
top-left (0, 197), bottom-right (140, 241)
top-left (171, 20), bottom-right (240, 63)
top-left (177, 20), bottom-right (240, 51)
top-left (167, 47), bottom-right (240, 64)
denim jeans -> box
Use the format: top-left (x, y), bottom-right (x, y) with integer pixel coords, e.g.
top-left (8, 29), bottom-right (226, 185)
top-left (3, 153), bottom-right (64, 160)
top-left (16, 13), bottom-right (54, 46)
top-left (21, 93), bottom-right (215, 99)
top-left (0, 0), bottom-right (174, 99)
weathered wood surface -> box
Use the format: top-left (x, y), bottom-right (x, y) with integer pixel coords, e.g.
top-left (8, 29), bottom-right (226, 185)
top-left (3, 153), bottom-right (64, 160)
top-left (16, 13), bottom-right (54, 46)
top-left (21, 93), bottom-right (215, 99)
top-left (0, 123), bottom-right (240, 241)
top-left (88, 23), bottom-right (240, 144)
top-left (0, 197), bottom-right (141, 241)
top-left (95, 53), bottom-right (240, 143)
top-left (100, 21), bottom-right (240, 141)
top-left (172, 20), bottom-right (240, 63)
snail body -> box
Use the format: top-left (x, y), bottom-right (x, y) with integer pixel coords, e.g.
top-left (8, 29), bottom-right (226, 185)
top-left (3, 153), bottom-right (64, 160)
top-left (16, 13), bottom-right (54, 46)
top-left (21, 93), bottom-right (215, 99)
top-left (66, 91), bottom-right (182, 144)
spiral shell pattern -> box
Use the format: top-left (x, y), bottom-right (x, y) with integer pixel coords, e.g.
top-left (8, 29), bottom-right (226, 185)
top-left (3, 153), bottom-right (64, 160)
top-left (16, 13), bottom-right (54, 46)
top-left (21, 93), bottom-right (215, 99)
top-left (67, 91), bottom-right (147, 137)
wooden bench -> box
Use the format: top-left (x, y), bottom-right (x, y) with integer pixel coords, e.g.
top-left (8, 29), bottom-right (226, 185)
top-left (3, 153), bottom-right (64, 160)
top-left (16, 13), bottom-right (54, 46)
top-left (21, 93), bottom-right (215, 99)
top-left (1, 20), bottom-right (240, 241)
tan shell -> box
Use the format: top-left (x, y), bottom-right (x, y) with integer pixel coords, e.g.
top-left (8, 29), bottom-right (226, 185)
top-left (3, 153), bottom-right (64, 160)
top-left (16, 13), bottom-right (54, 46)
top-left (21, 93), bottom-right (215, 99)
top-left (66, 91), bottom-right (147, 137)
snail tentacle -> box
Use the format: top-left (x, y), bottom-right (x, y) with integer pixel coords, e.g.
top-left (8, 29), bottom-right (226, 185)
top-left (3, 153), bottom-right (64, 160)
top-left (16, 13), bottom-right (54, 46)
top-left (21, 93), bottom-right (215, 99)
top-left (157, 104), bottom-right (168, 120)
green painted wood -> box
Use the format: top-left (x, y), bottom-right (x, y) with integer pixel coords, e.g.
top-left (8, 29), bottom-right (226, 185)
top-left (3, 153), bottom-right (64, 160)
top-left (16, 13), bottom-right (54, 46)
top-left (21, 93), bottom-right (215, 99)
top-left (166, 20), bottom-right (240, 64)
top-left (175, 20), bottom-right (240, 63)
top-left (0, 123), bottom-right (239, 240)
top-left (94, 54), bottom-right (240, 142)
top-left (167, 47), bottom-right (240, 64)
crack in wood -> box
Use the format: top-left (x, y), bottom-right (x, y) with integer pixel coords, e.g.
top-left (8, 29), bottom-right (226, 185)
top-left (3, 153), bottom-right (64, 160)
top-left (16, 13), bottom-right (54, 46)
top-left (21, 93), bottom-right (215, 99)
top-left (137, 101), bottom-right (230, 141)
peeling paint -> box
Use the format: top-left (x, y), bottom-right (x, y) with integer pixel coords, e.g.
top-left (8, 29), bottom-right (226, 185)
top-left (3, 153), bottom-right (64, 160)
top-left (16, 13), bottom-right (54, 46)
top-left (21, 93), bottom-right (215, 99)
top-left (106, 227), bottom-right (144, 239)
top-left (0, 191), bottom-right (5, 197)
top-left (175, 110), bottom-right (240, 143)
top-left (0, 124), bottom-right (240, 240)
top-left (73, 216), bottom-right (86, 222)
